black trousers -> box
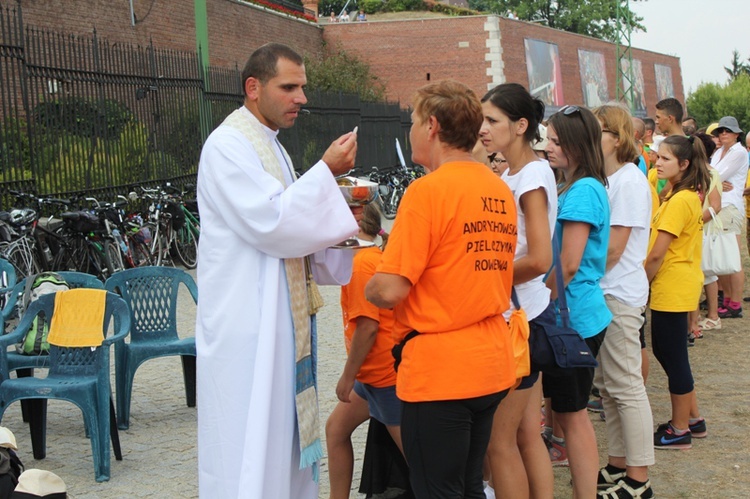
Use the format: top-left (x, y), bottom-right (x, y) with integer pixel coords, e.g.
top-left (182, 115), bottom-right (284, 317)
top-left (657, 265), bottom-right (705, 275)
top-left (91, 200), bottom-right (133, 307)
top-left (400, 391), bottom-right (507, 498)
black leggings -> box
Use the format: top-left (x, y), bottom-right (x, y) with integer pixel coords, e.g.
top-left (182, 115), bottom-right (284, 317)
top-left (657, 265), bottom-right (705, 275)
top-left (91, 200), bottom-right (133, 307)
top-left (401, 391), bottom-right (507, 498)
top-left (650, 310), bottom-right (694, 395)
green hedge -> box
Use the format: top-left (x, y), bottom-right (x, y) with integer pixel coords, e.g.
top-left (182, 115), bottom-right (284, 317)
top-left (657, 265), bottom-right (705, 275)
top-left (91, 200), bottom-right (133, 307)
top-left (352, 0), bottom-right (479, 16)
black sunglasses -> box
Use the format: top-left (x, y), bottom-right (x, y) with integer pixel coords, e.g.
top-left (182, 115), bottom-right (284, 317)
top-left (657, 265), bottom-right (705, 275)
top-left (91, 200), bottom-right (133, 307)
top-left (488, 153), bottom-right (507, 164)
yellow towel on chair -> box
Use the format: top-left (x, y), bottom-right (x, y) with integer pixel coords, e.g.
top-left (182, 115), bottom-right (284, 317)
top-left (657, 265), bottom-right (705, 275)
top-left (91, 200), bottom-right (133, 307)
top-left (47, 289), bottom-right (107, 348)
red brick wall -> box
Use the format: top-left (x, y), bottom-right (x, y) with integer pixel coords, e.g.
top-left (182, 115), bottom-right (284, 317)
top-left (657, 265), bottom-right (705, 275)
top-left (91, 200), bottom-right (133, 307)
top-left (16, 0), bottom-right (323, 68)
top-left (324, 15), bottom-right (684, 113)
top-left (323, 16), bottom-right (491, 105)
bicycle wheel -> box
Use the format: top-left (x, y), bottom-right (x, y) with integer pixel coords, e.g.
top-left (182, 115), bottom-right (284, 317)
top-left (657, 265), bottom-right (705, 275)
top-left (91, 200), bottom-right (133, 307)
top-left (4, 241), bottom-right (40, 280)
top-left (91, 241), bottom-right (116, 281)
top-left (383, 188), bottom-right (401, 220)
top-left (148, 222), bottom-right (170, 266)
top-left (53, 234), bottom-right (89, 273)
top-left (172, 221), bottom-right (198, 269)
top-left (127, 235), bottom-right (153, 267)
top-left (104, 239), bottom-right (125, 276)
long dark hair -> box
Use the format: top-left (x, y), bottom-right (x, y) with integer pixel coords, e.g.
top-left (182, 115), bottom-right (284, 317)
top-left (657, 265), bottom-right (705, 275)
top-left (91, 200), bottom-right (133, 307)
top-left (547, 106), bottom-right (607, 194)
top-left (660, 135), bottom-right (711, 198)
top-left (481, 83), bottom-right (545, 143)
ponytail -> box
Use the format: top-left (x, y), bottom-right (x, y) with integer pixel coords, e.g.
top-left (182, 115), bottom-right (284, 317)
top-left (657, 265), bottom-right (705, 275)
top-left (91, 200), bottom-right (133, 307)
top-left (378, 228), bottom-right (390, 250)
top-left (360, 204), bottom-right (389, 250)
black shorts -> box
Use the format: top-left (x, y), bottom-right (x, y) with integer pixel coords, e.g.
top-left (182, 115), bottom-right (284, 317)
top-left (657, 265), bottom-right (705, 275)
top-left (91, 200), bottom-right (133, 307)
top-left (542, 328), bottom-right (607, 413)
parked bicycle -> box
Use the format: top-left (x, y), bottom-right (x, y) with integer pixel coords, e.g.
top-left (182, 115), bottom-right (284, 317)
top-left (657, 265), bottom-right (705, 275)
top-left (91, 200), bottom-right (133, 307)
top-left (368, 163), bottom-right (424, 220)
top-left (139, 184), bottom-right (200, 269)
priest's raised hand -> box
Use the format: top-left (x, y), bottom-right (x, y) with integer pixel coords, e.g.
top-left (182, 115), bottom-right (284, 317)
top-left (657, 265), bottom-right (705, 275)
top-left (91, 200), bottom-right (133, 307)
top-left (323, 131), bottom-right (358, 176)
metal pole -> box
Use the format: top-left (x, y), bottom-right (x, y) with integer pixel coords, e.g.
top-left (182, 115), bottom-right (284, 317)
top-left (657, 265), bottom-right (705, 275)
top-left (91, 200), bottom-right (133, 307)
top-left (129, 0), bottom-right (136, 26)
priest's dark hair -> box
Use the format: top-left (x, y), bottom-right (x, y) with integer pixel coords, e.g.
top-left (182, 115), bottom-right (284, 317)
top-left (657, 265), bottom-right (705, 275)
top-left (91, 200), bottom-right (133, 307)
top-left (242, 43), bottom-right (304, 87)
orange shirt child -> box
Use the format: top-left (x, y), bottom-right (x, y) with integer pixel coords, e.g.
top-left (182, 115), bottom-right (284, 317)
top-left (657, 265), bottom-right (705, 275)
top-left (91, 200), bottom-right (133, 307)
top-left (376, 161), bottom-right (518, 402)
top-left (340, 246), bottom-right (397, 388)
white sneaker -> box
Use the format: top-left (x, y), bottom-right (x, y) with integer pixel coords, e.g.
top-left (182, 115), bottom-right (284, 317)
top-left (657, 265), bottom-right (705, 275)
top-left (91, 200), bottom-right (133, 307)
top-left (697, 317), bottom-right (721, 330)
top-left (483, 481), bottom-right (496, 499)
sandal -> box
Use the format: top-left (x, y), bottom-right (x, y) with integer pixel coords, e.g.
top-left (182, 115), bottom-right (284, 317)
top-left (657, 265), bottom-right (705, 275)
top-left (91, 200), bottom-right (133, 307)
top-left (697, 316), bottom-right (721, 331)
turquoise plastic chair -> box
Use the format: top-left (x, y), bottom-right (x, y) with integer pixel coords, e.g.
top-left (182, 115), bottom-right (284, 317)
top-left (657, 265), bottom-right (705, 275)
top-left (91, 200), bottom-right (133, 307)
top-left (104, 266), bottom-right (197, 430)
top-left (1, 271), bottom-right (105, 376)
top-left (0, 258), bottom-right (17, 298)
top-left (0, 290), bottom-right (130, 482)
top-left (1, 272), bottom-right (106, 427)
top-left (0, 259), bottom-right (17, 320)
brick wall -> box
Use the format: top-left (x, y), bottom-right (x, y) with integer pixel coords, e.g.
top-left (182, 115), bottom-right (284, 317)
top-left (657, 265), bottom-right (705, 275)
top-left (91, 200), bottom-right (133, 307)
top-left (14, 2), bottom-right (683, 113)
top-left (323, 16), bottom-right (491, 105)
top-left (16, 0), bottom-right (323, 68)
top-left (324, 15), bottom-right (684, 113)
top-left (497, 17), bottom-right (684, 114)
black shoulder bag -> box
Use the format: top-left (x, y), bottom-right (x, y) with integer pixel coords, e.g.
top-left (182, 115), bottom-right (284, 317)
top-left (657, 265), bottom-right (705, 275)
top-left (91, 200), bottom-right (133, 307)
top-left (529, 234), bottom-right (598, 372)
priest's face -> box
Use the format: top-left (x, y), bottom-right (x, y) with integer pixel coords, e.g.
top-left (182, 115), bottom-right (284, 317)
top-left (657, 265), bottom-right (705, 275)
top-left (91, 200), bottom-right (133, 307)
top-left (248, 58), bottom-right (308, 130)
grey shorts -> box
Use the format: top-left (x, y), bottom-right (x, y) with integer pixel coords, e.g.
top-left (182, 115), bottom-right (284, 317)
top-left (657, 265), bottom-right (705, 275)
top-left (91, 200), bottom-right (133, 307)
top-left (354, 381), bottom-right (402, 426)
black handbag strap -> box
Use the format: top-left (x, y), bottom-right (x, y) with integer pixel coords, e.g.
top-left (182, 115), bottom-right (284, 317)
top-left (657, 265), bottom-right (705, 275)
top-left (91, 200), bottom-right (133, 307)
top-left (511, 287), bottom-right (521, 310)
top-left (552, 231), bottom-right (572, 329)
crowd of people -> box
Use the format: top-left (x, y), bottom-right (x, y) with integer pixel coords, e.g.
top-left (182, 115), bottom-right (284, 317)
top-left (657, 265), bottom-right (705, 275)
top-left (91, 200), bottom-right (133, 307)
top-left (327, 9), bottom-right (366, 23)
top-left (328, 91), bottom-right (749, 499)
top-left (195, 42), bottom-right (749, 499)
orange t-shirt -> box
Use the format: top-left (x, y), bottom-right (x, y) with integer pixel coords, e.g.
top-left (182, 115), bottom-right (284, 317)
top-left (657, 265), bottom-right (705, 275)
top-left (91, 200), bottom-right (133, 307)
top-left (376, 161), bottom-right (518, 402)
top-left (340, 246), bottom-right (397, 388)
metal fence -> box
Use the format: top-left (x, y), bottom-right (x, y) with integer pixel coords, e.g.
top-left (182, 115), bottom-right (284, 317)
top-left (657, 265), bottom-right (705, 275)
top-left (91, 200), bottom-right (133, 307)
top-left (0, 4), bottom-right (411, 202)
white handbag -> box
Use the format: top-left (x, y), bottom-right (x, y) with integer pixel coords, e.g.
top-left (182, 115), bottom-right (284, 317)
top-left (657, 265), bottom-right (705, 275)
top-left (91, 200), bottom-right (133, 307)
top-left (701, 208), bottom-right (742, 277)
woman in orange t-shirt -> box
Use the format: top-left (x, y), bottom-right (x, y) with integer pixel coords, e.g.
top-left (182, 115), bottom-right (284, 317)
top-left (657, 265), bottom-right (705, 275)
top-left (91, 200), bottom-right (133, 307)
top-left (366, 80), bottom-right (518, 497)
top-left (326, 204), bottom-right (401, 499)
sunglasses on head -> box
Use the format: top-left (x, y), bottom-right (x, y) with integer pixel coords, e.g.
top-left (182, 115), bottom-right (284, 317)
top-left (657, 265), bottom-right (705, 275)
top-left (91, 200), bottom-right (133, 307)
top-left (560, 105), bottom-right (581, 116)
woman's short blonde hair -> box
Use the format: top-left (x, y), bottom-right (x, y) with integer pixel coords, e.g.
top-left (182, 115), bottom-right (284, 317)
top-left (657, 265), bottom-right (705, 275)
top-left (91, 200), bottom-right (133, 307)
top-left (592, 104), bottom-right (640, 165)
top-left (412, 80), bottom-right (483, 152)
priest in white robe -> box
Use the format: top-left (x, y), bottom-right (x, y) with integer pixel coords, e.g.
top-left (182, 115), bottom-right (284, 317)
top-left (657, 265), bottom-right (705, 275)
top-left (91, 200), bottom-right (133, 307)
top-left (196, 43), bottom-right (360, 498)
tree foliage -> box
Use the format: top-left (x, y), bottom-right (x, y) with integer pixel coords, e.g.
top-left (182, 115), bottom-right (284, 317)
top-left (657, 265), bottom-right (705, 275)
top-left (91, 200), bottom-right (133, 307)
top-left (467, 0), bottom-right (646, 42)
top-left (304, 46), bottom-right (386, 102)
top-left (687, 75), bottom-right (750, 132)
top-left (724, 50), bottom-right (750, 82)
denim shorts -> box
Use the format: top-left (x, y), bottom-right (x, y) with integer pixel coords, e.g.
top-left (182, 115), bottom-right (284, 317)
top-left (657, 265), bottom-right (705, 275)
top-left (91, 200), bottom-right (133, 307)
top-left (353, 381), bottom-right (402, 426)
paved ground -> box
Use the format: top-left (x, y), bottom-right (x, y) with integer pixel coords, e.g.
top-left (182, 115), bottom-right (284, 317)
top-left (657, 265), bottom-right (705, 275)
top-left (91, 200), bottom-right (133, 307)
top-left (0, 269), bottom-right (363, 498)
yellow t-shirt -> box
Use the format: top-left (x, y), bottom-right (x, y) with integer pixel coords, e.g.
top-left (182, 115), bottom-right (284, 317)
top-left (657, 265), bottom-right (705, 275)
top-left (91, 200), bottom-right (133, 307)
top-left (648, 189), bottom-right (704, 312)
top-left (745, 170), bottom-right (750, 218)
top-left (649, 181), bottom-right (659, 216)
top-left (377, 161), bottom-right (518, 402)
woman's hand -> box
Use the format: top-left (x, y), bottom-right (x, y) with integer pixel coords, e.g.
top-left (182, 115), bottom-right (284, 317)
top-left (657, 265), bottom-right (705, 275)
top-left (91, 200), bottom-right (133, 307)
top-left (336, 374), bottom-right (356, 403)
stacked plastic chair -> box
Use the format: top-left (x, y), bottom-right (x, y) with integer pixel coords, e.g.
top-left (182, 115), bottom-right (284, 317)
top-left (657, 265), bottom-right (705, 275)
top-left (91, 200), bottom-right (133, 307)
top-left (0, 290), bottom-right (130, 481)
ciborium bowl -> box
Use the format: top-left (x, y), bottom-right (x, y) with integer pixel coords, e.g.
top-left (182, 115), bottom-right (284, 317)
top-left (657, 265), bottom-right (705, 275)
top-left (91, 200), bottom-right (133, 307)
top-left (337, 177), bottom-right (379, 206)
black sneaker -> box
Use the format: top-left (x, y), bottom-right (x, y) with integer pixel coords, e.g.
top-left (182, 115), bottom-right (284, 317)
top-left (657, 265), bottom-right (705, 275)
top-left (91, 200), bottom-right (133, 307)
top-left (597, 466), bottom-right (626, 489)
top-left (597, 479), bottom-right (654, 498)
top-left (689, 418), bottom-right (707, 438)
top-left (718, 305), bottom-right (742, 318)
top-left (654, 422), bottom-right (692, 450)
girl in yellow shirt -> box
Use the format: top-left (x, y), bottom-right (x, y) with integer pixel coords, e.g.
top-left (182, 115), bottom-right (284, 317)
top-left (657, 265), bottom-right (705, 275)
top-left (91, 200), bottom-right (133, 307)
top-left (645, 135), bottom-right (710, 450)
